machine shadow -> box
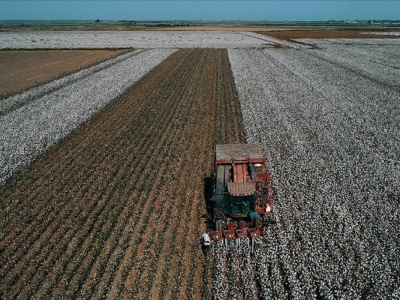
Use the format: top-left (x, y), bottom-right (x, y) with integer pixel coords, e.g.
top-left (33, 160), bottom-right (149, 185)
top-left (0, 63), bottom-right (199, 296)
top-left (203, 174), bottom-right (215, 230)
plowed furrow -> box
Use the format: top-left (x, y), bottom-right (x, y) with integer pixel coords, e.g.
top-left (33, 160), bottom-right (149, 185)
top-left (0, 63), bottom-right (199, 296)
top-left (63, 49), bottom-right (199, 297)
top-left (118, 50), bottom-right (210, 299)
top-left (138, 50), bottom-right (214, 299)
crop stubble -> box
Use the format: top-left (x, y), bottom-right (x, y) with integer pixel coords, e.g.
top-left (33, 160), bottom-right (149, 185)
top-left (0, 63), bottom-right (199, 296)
top-left (0, 49), bottom-right (244, 299)
top-left (0, 49), bottom-right (129, 99)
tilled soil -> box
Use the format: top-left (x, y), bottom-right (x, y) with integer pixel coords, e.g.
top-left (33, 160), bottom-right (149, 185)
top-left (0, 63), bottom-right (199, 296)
top-left (0, 49), bottom-right (129, 99)
top-left (0, 49), bottom-right (245, 299)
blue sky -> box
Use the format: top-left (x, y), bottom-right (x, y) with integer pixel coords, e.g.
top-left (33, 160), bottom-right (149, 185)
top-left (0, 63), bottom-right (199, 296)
top-left (0, 1), bottom-right (399, 21)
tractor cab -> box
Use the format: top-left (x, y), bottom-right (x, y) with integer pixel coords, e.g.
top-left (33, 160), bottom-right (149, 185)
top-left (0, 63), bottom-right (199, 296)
top-left (227, 182), bottom-right (256, 216)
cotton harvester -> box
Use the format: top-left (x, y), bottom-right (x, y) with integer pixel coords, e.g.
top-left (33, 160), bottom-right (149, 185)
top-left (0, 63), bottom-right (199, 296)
top-left (209, 144), bottom-right (274, 253)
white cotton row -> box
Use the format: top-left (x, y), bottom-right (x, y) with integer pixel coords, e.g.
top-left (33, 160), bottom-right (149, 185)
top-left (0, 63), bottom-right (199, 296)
top-left (294, 39), bottom-right (400, 89)
top-left (211, 240), bottom-right (259, 300)
top-left (0, 32), bottom-right (273, 49)
top-left (0, 49), bottom-right (177, 184)
top-left (219, 43), bottom-right (400, 298)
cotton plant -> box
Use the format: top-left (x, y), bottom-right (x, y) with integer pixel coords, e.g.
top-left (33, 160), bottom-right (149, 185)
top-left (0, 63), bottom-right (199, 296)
top-left (223, 44), bottom-right (400, 298)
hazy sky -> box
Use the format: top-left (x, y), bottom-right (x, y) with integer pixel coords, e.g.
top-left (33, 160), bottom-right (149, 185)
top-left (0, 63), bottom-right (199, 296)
top-left (0, 1), bottom-right (399, 21)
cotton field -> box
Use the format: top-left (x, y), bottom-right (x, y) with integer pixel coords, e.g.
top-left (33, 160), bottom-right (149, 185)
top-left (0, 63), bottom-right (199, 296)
top-left (1, 32), bottom-right (399, 299)
top-left (0, 31), bottom-right (279, 49)
top-left (228, 39), bottom-right (400, 298)
top-left (0, 48), bottom-right (176, 183)
top-left (0, 48), bottom-right (244, 299)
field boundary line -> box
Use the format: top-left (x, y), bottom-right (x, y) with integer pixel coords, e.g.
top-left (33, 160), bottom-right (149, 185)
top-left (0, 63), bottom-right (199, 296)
top-left (239, 32), bottom-right (313, 49)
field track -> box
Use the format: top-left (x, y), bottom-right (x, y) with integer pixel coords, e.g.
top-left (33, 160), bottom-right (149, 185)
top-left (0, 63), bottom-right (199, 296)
top-left (0, 49), bottom-right (129, 99)
top-left (0, 49), bottom-right (245, 299)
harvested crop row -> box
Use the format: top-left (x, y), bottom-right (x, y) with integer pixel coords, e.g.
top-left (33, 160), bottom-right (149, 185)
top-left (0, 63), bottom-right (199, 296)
top-left (0, 49), bottom-right (245, 299)
top-left (229, 47), bottom-right (400, 298)
top-left (0, 49), bottom-right (176, 184)
top-left (0, 49), bottom-right (130, 100)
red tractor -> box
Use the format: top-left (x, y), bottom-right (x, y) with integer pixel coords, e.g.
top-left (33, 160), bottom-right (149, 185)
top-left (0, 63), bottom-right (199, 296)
top-left (209, 144), bottom-right (274, 252)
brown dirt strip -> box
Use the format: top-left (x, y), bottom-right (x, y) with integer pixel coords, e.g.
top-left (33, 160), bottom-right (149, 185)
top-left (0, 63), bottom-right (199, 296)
top-left (0, 48), bottom-right (245, 299)
top-left (256, 30), bottom-right (400, 40)
top-left (0, 49), bottom-right (130, 100)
